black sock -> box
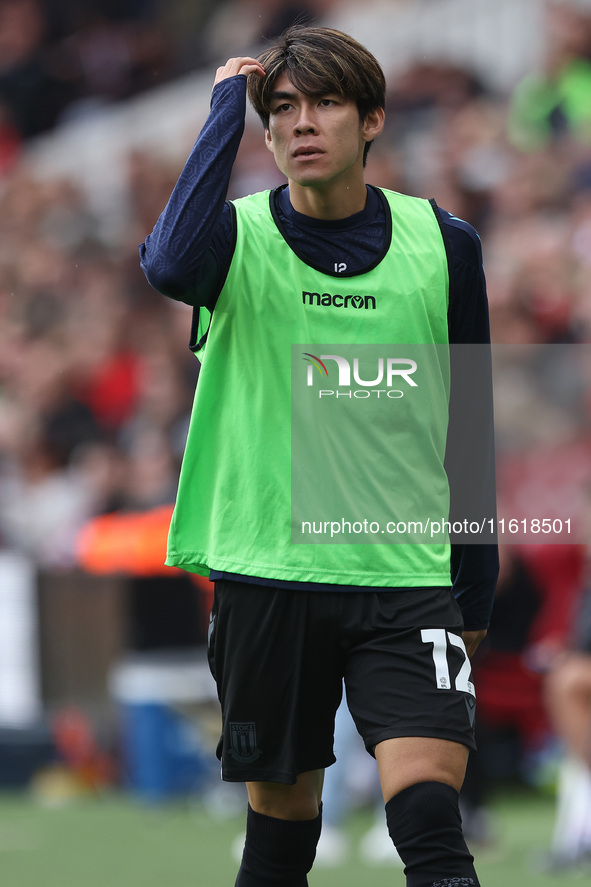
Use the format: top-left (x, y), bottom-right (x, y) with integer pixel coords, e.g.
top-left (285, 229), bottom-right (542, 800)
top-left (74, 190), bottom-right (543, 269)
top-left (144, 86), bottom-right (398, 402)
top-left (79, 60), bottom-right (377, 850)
top-left (234, 804), bottom-right (322, 886)
top-left (385, 781), bottom-right (480, 887)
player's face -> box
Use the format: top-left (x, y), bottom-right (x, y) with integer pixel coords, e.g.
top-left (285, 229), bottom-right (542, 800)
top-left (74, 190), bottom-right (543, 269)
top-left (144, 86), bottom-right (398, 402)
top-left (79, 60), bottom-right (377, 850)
top-left (264, 73), bottom-right (381, 192)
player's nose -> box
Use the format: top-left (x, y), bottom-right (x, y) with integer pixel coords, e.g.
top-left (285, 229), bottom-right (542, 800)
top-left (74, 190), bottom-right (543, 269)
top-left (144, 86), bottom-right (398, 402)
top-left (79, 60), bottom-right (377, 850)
top-left (294, 105), bottom-right (318, 134)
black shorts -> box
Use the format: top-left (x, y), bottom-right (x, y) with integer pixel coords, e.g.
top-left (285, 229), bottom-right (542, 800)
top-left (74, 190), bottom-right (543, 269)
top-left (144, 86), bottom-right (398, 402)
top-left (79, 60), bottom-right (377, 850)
top-left (208, 580), bottom-right (477, 784)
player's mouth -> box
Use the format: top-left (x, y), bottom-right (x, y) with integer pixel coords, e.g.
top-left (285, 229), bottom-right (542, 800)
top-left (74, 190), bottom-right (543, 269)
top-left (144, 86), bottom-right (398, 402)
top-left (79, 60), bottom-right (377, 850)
top-left (293, 146), bottom-right (324, 160)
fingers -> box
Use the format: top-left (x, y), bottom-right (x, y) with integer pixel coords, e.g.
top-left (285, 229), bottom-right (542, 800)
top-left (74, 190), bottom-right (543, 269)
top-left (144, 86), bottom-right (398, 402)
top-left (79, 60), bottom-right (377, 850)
top-left (214, 57), bottom-right (266, 88)
top-left (462, 629), bottom-right (487, 658)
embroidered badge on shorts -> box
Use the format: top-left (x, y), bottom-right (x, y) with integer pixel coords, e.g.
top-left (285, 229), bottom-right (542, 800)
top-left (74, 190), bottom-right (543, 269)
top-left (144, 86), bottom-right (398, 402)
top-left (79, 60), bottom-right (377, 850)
top-left (229, 722), bottom-right (263, 763)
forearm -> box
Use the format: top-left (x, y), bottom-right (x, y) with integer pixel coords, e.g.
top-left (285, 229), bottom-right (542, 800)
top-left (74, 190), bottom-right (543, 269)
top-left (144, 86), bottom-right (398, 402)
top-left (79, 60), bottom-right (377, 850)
top-left (451, 543), bottom-right (499, 632)
top-left (443, 215), bottom-right (498, 635)
top-left (139, 76), bottom-right (249, 305)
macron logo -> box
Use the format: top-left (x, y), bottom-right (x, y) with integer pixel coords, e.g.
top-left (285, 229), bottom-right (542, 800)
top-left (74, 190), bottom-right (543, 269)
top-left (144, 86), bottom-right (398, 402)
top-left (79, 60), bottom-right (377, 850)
top-left (302, 290), bottom-right (377, 310)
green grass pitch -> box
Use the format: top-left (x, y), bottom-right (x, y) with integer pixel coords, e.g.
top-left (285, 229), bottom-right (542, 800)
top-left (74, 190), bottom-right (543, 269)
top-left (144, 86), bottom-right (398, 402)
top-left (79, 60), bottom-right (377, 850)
top-left (0, 787), bottom-right (567, 886)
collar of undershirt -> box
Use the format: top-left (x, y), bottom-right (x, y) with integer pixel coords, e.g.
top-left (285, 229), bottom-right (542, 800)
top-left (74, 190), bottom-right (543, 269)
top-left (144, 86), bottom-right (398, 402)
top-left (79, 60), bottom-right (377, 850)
top-left (275, 183), bottom-right (381, 230)
top-left (269, 184), bottom-right (391, 278)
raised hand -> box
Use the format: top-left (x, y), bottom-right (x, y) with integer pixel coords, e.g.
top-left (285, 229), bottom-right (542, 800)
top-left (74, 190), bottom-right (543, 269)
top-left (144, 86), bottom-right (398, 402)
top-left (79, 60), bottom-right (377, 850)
top-left (213, 57), bottom-right (266, 89)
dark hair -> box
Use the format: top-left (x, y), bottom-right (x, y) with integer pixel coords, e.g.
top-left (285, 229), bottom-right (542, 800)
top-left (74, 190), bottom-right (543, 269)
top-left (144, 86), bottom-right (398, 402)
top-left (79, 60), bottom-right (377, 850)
top-left (247, 26), bottom-right (386, 163)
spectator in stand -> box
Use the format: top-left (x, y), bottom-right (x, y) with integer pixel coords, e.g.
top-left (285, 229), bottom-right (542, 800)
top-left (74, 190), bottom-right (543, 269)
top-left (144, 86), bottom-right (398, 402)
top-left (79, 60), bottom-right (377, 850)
top-left (544, 582), bottom-right (591, 870)
top-left (508, 1), bottom-right (591, 151)
top-left (543, 485), bottom-right (591, 872)
top-left (0, 0), bottom-right (73, 137)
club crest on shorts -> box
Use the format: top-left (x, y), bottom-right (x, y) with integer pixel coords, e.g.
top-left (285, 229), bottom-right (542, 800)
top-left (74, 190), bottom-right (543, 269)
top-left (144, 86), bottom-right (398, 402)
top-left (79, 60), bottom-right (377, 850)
top-left (228, 722), bottom-right (263, 763)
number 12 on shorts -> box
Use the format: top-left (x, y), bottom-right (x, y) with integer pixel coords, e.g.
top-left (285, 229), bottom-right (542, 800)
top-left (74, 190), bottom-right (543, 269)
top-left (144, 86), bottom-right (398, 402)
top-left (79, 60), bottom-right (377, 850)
top-left (421, 629), bottom-right (475, 697)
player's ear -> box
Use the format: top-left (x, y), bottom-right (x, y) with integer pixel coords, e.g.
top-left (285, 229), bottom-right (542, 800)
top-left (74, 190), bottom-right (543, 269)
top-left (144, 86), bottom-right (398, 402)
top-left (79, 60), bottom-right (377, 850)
top-left (362, 107), bottom-right (385, 143)
top-left (264, 128), bottom-right (274, 152)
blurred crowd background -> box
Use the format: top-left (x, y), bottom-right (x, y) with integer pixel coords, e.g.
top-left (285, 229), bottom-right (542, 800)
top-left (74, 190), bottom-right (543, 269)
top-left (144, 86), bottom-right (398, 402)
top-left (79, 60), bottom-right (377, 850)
top-left (1, 0), bottom-right (591, 868)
